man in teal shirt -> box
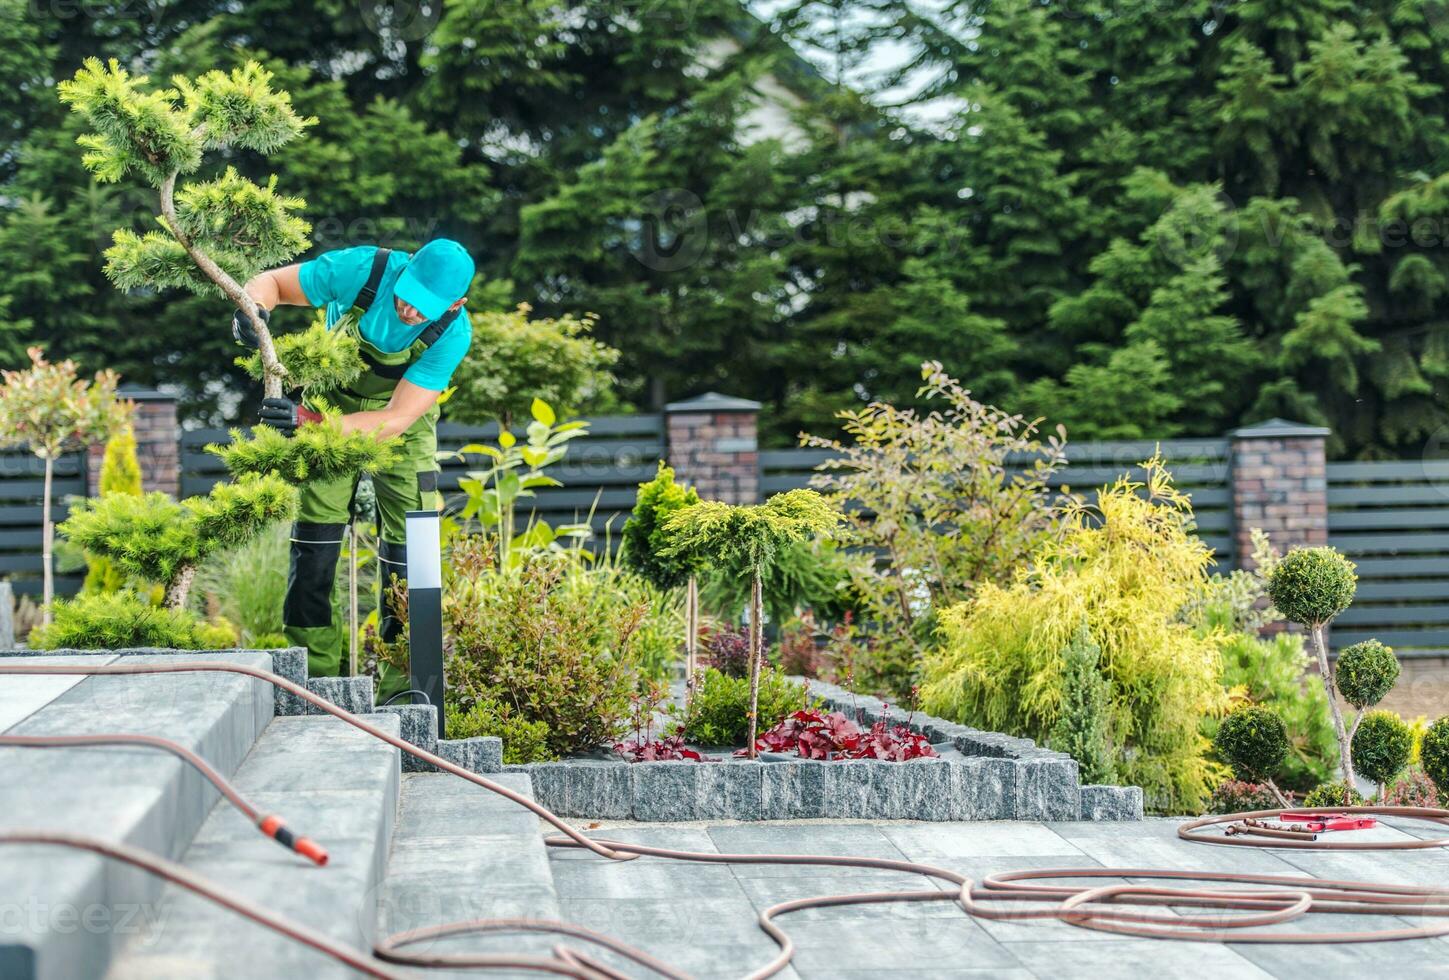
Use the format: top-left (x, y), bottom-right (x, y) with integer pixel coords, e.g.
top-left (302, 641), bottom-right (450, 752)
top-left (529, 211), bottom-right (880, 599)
top-left (236, 238), bottom-right (474, 699)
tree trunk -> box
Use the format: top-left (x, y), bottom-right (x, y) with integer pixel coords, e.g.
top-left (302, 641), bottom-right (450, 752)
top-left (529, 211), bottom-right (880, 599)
top-left (158, 172), bottom-right (285, 399)
top-left (164, 562), bottom-right (196, 611)
top-left (1311, 623), bottom-right (1356, 789)
top-left (684, 574), bottom-right (699, 708)
top-left (746, 572), bottom-right (764, 759)
top-left (40, 455), bottom-right (53, 626)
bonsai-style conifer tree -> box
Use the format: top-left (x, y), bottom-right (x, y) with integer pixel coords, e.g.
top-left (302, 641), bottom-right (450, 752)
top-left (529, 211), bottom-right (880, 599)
top-left (1267, 546), bottom-right (1363, 791)
top-left (662, 489), bottom-right (838, 757)
top-left (622, 463), bottom-right (702, 699)
top-left (51, 60), bottom-right (396, 640)
top-left (0, 348), bottom-right (130, 622)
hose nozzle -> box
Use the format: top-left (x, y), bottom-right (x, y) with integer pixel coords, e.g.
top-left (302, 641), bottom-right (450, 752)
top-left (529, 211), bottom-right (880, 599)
top-left (259, 815), bottom-right (329, 866)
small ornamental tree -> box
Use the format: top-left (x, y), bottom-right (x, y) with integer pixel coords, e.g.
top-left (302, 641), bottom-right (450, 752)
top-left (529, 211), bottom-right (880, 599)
top-left (622, 463), bottom-right (702, 698)
top-left (1422, 718), bottom-right (1449, 797)
top-left (1335, 639), bottom-right (1400, 744)
top-left (59, 59), bottom-right (392, 476)
top-left (0, 348), bottom-right (130, 621)
top-left (1267, 547), bottom-right (1360, 789)
top-left (662, 489), bottom-right (839, 757)
top-left (1213, 705), bottom-right (1292, 807)
top-left (62, 473), bottom-right (298, 609)
top-left (1351, 710), bottom-right (1413, 800)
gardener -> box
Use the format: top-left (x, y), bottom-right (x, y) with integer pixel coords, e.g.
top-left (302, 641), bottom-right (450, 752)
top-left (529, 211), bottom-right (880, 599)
top-left (234, 239), bottom-right (475, 701)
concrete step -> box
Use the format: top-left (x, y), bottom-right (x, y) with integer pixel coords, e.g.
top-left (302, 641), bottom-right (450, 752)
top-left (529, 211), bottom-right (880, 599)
top-left (105, 711), bottom-right (402, 979)
top-left (0, 651), bottom-right (276, 980)
top-left (374, 771), bottom-right (559, 978)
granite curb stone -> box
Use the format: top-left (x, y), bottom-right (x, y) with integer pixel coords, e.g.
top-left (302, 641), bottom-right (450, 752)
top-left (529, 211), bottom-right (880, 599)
top-left (377, 703), bottom-right (440, 771)
top-left (434, 734), bottom-right (505, 775)
top-left (1079, 784), bottom-right (1145, 821)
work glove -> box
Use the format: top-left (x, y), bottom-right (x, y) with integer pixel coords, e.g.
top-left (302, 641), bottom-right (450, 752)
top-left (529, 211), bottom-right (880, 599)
top-left (232, 306), bottom-right (270, 349)
top-left (258, 396), bottom-right (323, 435)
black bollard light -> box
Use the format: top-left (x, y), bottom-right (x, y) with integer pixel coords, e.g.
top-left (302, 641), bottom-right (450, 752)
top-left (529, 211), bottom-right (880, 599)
top-left (404, 509), bottom-right (446, 738)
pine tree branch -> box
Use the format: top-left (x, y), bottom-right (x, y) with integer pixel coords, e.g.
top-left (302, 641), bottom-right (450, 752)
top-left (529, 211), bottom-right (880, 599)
top-left (158, 168), bottom-right (285, 399)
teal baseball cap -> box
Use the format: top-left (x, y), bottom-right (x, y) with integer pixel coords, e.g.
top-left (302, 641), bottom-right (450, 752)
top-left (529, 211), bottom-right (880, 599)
top-left (394, 239), bottom-right (475, 321)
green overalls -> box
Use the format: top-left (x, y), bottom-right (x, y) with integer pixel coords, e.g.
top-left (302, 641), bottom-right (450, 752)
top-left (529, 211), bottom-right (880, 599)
top-left (282, 248), bottom-right (457, 701)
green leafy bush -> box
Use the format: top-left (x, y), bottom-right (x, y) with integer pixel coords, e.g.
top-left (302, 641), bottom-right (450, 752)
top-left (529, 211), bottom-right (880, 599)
top-left (1047, 625), bottom-right (1116, 784)
top-left (31, 591), bottom-right (235, 650)
top-left (437, 545), bottom-right (662, 757)
top-left (1266, 547), bottom-right (1356, 627)
top-left (1383, 770), bottom-right (1440, 807)
top-left (923, 455), bottom-right (1229, 813)
top-left (1352, 710), bottom-right (1413, 791)
top-left (1214, 706), bottom-right (1289, 782)
top-left (1203, 617), bottom-right (1336, 792)
top-left (1303, 781), bottom-right (1366, 808)
top-left (678, 667), bottom-right (818, 746)
top-left (210, 412), bottom-right (398, 485)
top-left (1423, 718), bottom-right (1449, 792)
top-left (446, 697), bottom-right (556, 764)
top-left (1335, 640), bottom-right (1399, 709)
top-left (801, 361), bottom-right (1073, 696)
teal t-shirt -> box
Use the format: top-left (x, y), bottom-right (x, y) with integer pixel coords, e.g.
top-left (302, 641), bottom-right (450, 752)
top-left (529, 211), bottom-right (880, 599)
top-left (297, 246), bottom-right (472, 392)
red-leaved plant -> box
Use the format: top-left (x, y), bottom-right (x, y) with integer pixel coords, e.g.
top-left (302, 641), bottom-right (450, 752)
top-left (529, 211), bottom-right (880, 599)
top-left (740, 707), bottom-right (937, 761)
top-left (614, 733), bottom-right (703, 763)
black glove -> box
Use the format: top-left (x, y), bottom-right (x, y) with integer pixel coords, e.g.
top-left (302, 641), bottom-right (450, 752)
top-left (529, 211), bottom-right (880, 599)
top-left (258, 397), bottom-right (322, 435)
top-left (232, 307), bottom-right (270, 348)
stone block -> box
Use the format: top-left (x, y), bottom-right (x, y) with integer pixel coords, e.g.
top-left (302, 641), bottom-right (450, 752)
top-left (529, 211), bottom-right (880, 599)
top-left (265, 647), bottom-right (309, 715)
top-left (760, 760), bottom-right (828, 819)
top-left (948, 757), bottom-right (1013, 820)
top-left (631, 761), bottom-right (704, 821)
top-left (566, 760), bottom-right (633, 819)
top-left (525, 763), bottom-right (572, 813)
top-left (304, 676), bottom-right (374, 715)
top-left (696, 760), bottom-right (764, 821)
top-left (823, 759), bottom-right (887, 819)
top-left (434, 735), bottom-right (503, 775)
top-left (376, 704), bottom-right (439, 771)
top-left (889, 757), bottom-right (956, 821)
top-left (1078, 784), bottom-right (1144, 821)
top-left (1014, 756), bottom-right (1081, 821)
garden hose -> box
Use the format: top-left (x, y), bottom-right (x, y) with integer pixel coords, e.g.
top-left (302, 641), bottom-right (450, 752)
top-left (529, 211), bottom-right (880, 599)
top-left (4, 660), bottom-right (1449, 980)
top-left (0, 733), bottom-right (328, 865)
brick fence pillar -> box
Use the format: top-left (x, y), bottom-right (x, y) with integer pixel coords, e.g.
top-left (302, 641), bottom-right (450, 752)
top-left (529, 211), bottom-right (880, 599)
top-left (87, 388), bottom-right (181, 498)
top-left (664, 392), bottom-right (761, 504)
top-left (1229, 418), bottom-right (1330, 573)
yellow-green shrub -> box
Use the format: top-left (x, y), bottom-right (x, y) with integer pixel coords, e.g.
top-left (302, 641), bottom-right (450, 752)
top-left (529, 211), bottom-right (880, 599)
top-left (921, 454), bottom-right (1229, 813)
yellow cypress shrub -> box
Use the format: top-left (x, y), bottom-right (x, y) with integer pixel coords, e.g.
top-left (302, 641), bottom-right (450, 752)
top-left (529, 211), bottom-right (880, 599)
top-left (922, 454), bottom-right (1230, 812)
top-left (82, 425), bottom-right (144, 594)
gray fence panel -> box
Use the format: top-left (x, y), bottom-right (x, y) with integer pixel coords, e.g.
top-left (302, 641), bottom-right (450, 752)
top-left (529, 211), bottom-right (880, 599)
top-left (1327, 459), bottom-right (1449, 654)
top-left (0, 450), bottom-right (87, 595)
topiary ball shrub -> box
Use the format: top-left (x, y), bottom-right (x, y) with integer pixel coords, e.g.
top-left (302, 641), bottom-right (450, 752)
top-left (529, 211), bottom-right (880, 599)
top-left (1335, 639), bottom-right (1400, 709)
top-left (1303, 781), bottom-right (1366, 808)
top-left (1351, 710), bottom-right (1413, 788)
top-left (1266, 547), bottom-right (1357, 626)
top-left (1421, 717), bottom-right (1449, 793)
top-left (1213, 705), bottom-right (1289, 781)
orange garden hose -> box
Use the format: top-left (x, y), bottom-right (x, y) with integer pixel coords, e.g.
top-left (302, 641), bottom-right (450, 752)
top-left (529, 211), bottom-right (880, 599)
top-left (3, 659), bottom-right (1449, 979)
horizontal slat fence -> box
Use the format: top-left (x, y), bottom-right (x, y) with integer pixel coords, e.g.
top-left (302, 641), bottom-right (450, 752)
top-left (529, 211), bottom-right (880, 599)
top-left (1327, 460), bottom-right (1449, 656)
top-left (0, 451), bottom-right (86, 596)
top-left (183, 415), bottom-right (667, 544)
top-left (762, 437), bottom-right (1236, 568)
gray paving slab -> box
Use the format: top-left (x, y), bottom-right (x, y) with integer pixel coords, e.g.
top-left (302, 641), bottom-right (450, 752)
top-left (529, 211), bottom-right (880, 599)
top-left (706, 822), bottom-right (913, 877)
top-left (106, 712), bottom-right (400, 980)
top-left (881, 821), bottom-right (1087, 860)
top-left (0, 653), bottom-right (116, 731)
top-left (1004, 937), bottom-right (1272, 978)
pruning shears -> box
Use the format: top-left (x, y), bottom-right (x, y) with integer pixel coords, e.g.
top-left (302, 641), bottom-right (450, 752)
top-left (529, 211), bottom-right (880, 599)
top-left (1278, 812), bottom-right (1379, 832)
